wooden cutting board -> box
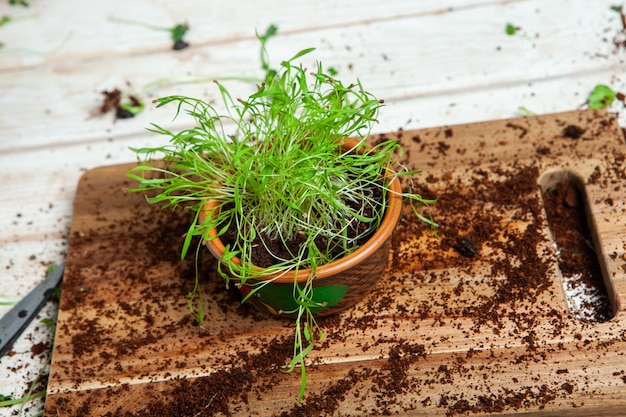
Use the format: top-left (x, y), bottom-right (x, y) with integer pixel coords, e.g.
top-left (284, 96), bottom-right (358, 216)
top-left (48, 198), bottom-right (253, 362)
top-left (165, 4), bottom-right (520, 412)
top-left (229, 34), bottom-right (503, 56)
top-left (45, 109), bottom-right (626, 416)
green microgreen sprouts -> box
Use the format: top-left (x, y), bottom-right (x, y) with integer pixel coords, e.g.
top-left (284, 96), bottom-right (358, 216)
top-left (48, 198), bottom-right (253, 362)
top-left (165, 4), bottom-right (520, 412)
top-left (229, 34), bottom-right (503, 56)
top-left (127, 33), bottom-right (435, 401)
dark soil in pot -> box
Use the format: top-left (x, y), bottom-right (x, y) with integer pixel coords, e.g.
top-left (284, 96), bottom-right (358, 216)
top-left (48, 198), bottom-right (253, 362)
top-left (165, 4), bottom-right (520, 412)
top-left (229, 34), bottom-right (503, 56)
top-left (217, 180), bottom-right (382, 269)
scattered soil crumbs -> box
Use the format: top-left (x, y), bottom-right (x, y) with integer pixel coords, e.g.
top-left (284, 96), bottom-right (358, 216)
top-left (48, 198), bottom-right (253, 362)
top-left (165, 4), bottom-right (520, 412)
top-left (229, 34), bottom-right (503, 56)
top-left (45, 111), bottom-right (626, 417)
top-left (95, 88), bottom-right (142, 120)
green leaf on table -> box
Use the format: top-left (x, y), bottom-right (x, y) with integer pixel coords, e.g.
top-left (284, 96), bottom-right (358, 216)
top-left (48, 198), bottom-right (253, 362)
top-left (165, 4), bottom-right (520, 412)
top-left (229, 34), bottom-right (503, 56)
top-left (170, 23), bottom-right (190, 50)
top-left (587, 84), bottom-right (616, 109)
top-left (518, 106), bottom-right (536, 116)
top-left (108, 17), bottom-right (190, 50)
top-left (120, 100), bottom-right (146, 117)
top-left (45, 263), bottom-right (58, 276)
top-left (0, 16), bottom-right (11, 27)
top-left (171, 23), bottom-right (188, 43)
top-left (9, 0), bottom-right (28, 6)
top-left (40, 317), bottom-right (55, 327)
top-left (505, 23), bottom-right (519, 35)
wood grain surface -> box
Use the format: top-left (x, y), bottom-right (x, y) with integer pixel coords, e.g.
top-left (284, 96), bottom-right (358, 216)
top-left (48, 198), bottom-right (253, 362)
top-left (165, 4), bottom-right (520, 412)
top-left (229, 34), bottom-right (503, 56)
top-left (44, 109), bottom-right (626, 416)
top-left (4, 2), bottom-right (626, 414)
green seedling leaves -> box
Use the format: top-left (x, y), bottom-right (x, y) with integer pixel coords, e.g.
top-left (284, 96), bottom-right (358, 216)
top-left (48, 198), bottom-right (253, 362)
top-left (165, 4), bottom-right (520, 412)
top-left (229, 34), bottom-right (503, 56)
top-left (259, 24), bottom-right (280, 79)
top-left (296, 169), bottom-right (317, 182)
top-left (587, 84), bottom-right (616, 109)
top-left (258, 24), bottom-right (278, 45)
top-left (186, 242), bottom-right (206, 324)
top-left (287, 47), bottom-right (316, 63)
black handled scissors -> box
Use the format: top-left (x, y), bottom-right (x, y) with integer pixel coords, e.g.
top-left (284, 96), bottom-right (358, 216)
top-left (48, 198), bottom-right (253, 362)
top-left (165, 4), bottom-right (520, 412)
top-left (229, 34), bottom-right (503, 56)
top-left (0, 263), bottom-right (64, 358)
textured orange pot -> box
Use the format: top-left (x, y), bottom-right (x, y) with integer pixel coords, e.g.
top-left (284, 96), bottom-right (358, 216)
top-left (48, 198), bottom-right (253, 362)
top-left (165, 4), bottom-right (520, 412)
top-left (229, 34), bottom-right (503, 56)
top-left (199, 140), bottom-right (402, 317)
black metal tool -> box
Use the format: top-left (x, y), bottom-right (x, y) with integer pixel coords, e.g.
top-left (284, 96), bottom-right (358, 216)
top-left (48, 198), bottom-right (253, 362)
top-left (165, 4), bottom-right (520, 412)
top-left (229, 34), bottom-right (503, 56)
top-left (0, 263), bottom-right (64, 358)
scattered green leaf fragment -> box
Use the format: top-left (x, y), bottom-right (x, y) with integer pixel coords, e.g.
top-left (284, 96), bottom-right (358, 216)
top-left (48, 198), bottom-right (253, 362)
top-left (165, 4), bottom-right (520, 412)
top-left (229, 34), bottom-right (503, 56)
top-left (9, 0), bottom-right (28, 6)
top-left (170, 23), bottom-right (188, 43)
top-left (1, 350), bottom-right (52, 413)
top-left (505, 23), bottom-right (518, 35)
top-left (0, 394), bottom-right (12, 402)
top-left (518, 106), bottom-right (536, 116)
top-left (327, 66), bottom-right (338, 76)
top-left (587, 84), bottom-right (616, 109)
top-left (0, 390), bottom-right (44, 407)
top-left (45, 263), bottom-right (58, 276)
top-left (108, 17), bottom-right (190, 50)
top-left (171, 23), bottom-right (189, 50)
top-left (611, 5), bottom-right (623, 13)
top-left (40, 317), bottom-right (55, 327)
top-left (52, 286), bottom-right (61, 301)
top-left (0, 16), bottom-right (10, 28)
top-left (119, 100), bottom-right (146, 117)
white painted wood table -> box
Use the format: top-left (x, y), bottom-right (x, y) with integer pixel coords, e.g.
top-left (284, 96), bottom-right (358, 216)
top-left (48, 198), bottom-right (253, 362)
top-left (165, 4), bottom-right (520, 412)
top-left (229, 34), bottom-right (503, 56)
top-left (1, 1), bottom-right (625, 415)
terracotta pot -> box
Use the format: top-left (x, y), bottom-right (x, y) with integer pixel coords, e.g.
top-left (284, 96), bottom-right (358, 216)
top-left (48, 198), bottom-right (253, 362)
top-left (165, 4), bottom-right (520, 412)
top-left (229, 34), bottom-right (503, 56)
top-left (199, 140), bottom-right (402, 317)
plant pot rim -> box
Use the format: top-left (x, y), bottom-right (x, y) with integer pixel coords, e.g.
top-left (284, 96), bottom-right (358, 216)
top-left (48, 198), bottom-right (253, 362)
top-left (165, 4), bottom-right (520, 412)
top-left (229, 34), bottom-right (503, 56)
top-left (199, 139), bottom-right (403, 284)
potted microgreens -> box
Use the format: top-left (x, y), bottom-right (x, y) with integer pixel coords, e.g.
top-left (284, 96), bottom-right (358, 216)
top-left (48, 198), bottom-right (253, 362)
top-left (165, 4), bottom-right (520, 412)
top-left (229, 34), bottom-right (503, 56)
top-left (127, 34), bottom-right (436, 400)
